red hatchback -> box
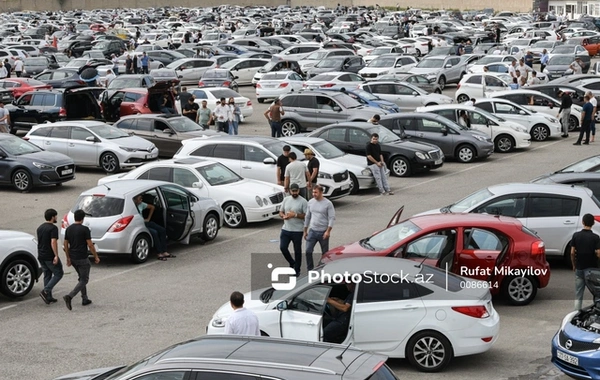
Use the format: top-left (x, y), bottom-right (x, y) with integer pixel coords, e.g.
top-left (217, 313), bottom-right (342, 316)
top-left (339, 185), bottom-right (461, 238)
top-left (322, 209), bottom-right (550, 306)
top-left (0, 78), bottom-right (52, 98)
top-left (100, 82), bottom-right (177, 122)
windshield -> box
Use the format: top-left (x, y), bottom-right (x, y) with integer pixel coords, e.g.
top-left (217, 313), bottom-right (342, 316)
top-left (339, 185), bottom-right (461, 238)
top-left (416, 58), bottom-right (444, 68)
top-left (89, 124), bottom-right (130, 139)
top-left (315, 59), bottom-right (342, 68)
top-left (373, 125), bottom-right (401, 143)
top-left (65, 59), bottom-right (88, 68)
top-left (313, 140), bottom-right (344, 159)
top-left (551, 46), bottom-right (574, 54)
top-left (195, 162), bottom-right (242, 185)
top-left (305, 51), bottom-right (328, 60)
top-left (449, 187), bottom-right (493, 213)
top-left (475, 56), bottom-right (502, 65)
top-left (370, 47), bottom-right (391, 55)
top-left (203, 70), bottom-right (228, 79)
top-left (559, 155), bottom-right (600, 173)
top-left (220, 59), bottom-right (242, 69)
top-left (25, 58), bottom-right (48, 65)
top-left (368, 56), bottom-right (396, 68)
top-left (169, 117), bottom-right (203, 132)
top-left (365, 220), bottom-right (421, 250)
top-left (548, 56), bottom-right (574, 65)
top-left (511, 40), bottom-right (530, 46)
top-left (332, 93), bottom-right (362, 108)
top-left (0, 137), bottom-right (42, 155)
top-left (93, 41), bottom-right (109, 49)
top-left (211, 88), bottom-right (240, 98)
top-left (151, 69), bottom-right (177, 78)
top-left (350, 89), bottom-right (379, 101)
top-left (108, 77), bottom-right (143, 89)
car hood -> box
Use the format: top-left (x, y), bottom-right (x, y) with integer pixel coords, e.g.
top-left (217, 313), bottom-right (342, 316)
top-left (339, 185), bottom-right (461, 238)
top-left (52, 366), bottom-right (123, 380)
top-left (221, 178), bottom-right (284, 195)
top-left (18, 150), bottom-right (73, 166)
top-left (321, 241), bottom-right (381, 263)
top-left (329, 153), bottom-right (370, 171)
top-left (0, 230), bottom-right (36, 241)
top-left (385, 138), bottom-right (439, 152)
top-left (105, 135), bottom-right (155, 150)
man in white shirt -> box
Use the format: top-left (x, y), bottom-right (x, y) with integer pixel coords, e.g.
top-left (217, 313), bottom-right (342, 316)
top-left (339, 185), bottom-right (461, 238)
top-left (570, 58), bottom-right (583, 75)
top-left (213, 97), bottom-right (232, 133)
top-left (492, 47), bottom-right (502, 55)
top-left (508, 60), bottom-right (517, 79)
top-left (14, 58), bottom-right (23, 77)
top-left (0, 101), bottom-right (10, 133)
top-left (104, 69), bottom-right (116, 87)
top-left (224, 291), bottom-right (260, 336)
top-left (0, 62), bottom-right (8, 79)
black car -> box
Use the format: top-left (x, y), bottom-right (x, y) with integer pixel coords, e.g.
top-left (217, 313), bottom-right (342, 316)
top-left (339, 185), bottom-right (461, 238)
top-left (532, 172), bottom-right (600, 198)
top-left (34, 68), bottom-right (86, 88)
top-left (0, 134), bottom-right (75, 191)
top-left (307, 122), bottom-right (444, 177)
top-left (8, 88), bottom-right (103, 133)
top-left (146, 50), bottom-right (187, 65)
top-left (22, 57), bottom-right (59, 77)
top-left (91, 39), bottom-right (127, 58)
top-left (306, 56), bottom-right (366, 78)
top-left (62, 40), bottom-right (94, 57)
top-left (528, 84), bottom-right (589, 107)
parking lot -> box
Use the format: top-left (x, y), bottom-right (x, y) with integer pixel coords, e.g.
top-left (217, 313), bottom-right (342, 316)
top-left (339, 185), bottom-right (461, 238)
top-left (0, 80), bottom-right (595, 379)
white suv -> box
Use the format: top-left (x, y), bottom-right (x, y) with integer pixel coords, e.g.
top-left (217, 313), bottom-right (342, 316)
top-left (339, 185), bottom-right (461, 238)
top-left (174, 136), bottom-right (353, 199)
top-left (0, 230), bottom-right (41, 299)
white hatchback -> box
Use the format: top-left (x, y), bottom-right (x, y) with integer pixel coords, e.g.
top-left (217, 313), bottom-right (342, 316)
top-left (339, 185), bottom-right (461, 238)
top-left (255, 71), bottom-right (305, 103)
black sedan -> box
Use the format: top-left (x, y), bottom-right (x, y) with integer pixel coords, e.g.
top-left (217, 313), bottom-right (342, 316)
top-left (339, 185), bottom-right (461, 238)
top-left (307, 122), bottom-right (444, 177)
top-left (34, 68), bottom-right (86, 88)
top-left (0, 134), bottom-right (75, 192)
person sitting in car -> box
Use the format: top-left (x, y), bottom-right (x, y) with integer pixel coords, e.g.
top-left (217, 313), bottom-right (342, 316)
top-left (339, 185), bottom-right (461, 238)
top-left (323, 282), bottom-right (355, 344)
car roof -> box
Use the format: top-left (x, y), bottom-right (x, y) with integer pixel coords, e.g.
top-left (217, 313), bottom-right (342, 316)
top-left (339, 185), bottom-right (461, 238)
top-left (380, 112), bottom-right (443, 120)
top-left (32, 120), bottom-right (109, 128)
top-left (487, 182), bottom-right (594, 196)
top-left (408, 213), bottom-right (524, 229)
top-left (541, 172), bottom-right (600, 182)
top-left (182, 135), bottom-right (280, 145)
top-left (118, 114), bottom-right (186, 120)
top-left (280, 136), bottom-right (328, 144)
top-left (82, 179), bottom-right (176, 197)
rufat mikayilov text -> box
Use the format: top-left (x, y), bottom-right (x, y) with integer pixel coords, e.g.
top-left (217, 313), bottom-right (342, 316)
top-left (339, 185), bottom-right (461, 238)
top-left (460, 266), bottom-right (549, 277)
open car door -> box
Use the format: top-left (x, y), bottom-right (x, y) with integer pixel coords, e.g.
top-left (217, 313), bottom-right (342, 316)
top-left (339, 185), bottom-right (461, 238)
top-left (387, 205), bottom-right (405, 228)
top-left (279, 285), bottom-right (332, 342)
top-left (159, 184), bottom-right (195, 244)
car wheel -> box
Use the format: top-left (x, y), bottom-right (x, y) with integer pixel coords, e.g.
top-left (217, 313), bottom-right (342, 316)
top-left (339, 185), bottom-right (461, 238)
top-left (502, 275), bottom-right (538, 306)
top-left (201, 213), bottom-right (219, 241)
top-left (569, 115), bottom-right (579, 131)
top-left (455, 144), bottom-right (476, 163)
top-left (415, 48), bottom-right (421, 57)
top-left (349, 173), bottom-right (359, 195)
top-left (257, 98), bottom-right (265, 104)
top-left (281, 120), bottom-right (299, 136)
top-left (494, 134), bottom-right (515, 153)
top-left (100, 152), bottom-right (120, 174)
top-left (12, 169), bottom-right (32, 192)
top-left (406, 330), bottom-right (453, 372)
top-left (438, 76), bottom-right (446, 90)
top-left (223, 202), bottom-right (247, 228)
top-left (390, 156), bottom-right (411, 177)
top-left (0, 259), bottom-right (35, 298)
top-left (456, 94), bottom-right (470, 103)
top-left (530, 124), bottom-right (550, 141)
top-left (131, 234), bottom-right (151, 264)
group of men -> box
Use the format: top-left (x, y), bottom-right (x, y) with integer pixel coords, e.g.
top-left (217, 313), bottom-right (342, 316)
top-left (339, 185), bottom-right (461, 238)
top-left (124, 51), bottom-right (150, 74)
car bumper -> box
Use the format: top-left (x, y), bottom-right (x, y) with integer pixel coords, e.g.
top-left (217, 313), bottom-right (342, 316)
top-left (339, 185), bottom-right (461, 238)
top-left (477, 146), bottom-right (495, 158)
top-left (413, 159), bottom-right (444, 172)
top-left (515, 137), bottom-right (532, 149)
top-left (320, 178), bottom-right (352, 199)
top-left (256, 88), bottom-right (292, 100)
top-left (118, 150), bottom-right (159, 168)
top-left (451, 307), bottom-right (500, 357)
top-left (245, 204), bottom-right (281, 223)
top-left (240, 106), bottom-right (253, 118)
top-left (552, 332), bottom-right (600, 380)
top-left (33, 163), bottom-right (76, 186)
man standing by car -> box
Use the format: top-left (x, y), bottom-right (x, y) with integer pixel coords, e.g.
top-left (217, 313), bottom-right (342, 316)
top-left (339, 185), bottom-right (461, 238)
top-left (366, 133), bottom-right (393, 196)
top-left (63, 210), bottom-right (100, 310)
top-left (557, 90), bottom-right (572, 138)
top-left (587, 90), bottom-right (597, 143)
top-left (224, 291), bottom-right (260, 335)
top-left (276, 145), bottom-right (291, 187)
top-left (13, 57), bottom-right (23, 77)
top-left (182, 96), bottom-right (199, 122)
top-left (125, 54), bottom-right (132, 74)
top-left (574, 94), bottom-right (593, 145)
top-left (305, 149), bottom-right (319, 199)
top-left (571, 213), bottom-right (600, 310)
top-left (284, 152), bottom-right (309, 199)
top-left (279, 183), bottom-right (308, 276)
top-left (197, 100), bottom-right (212, 128)
top-left (37, 209), bottom-right (63, 305)
top-left (140, 52), bottom-right (149, 74)
top-left (0, 101), bottom-right (10, 133)
top-left (264, 98), bottom-right (284, 137)
top-left (304, 185), bottom-right (335, 271)
top-left (570, 58), bottom-right (583, 75)
top-left (213, 97), bottom-right (231, 133)
top-left (178, 87), bottom-right (192, 110)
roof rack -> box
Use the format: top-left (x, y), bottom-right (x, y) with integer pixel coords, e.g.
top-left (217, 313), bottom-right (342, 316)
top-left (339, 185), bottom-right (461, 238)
top-left (156, 357), bottom-right (338, 375)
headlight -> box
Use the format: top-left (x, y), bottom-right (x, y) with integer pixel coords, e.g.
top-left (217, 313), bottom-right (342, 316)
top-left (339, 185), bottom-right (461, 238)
top-left (318, 172), bottom-right (332, 179)
top-left (33, 162), bottom-right (54, 169)
top-left (473, 135), bottom-right (487, 142)
top-left (544, 116), bottom-right (558, 123)
top-left (361, 168), bottom-right (372, 176)
top-left (415, 152), bottom-right (430, 160)
top-left (255, 196), bottom-right (263, 207)
top-left (263, 197), bottom-right (269, 205)
top-left (212, 318), bottom-right (226, 328)
top-left (119, 146), bottom-right (137, 152)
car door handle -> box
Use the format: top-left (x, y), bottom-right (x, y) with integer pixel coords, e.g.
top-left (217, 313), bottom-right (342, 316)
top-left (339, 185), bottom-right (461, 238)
top-left (69, 143), bottom-right (75, 147)
top-left (242, 166), bottom-right (251, 169)
top-left (306, 320), bottom-right (316, 326)
top-left (564, 220), bottom-right (575, 225)
top-left (45, 141), bottom-right (51, 145)
top-left (402, 305), bottom-right (418, 310)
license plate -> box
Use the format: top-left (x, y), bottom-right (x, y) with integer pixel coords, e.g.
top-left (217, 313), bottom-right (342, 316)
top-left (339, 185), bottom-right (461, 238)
top-left (341, 183), bottom-right (350, 190)
top-left (275, 205), bottom-right (280, 212)
top-left (557, 350), bottom-right (579, 366)
top-left (61, 169), bottom-right (73, 175)
top-left (145, 154), bottom-right (153, 159)
top-left (434, 159), bottom-right (443, 165)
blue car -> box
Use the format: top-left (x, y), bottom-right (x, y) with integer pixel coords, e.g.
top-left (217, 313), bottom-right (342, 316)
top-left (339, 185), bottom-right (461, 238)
top-left (552, 270), bottom-right (600, 379)
top-left (323, 87), bottom-right (401, 113)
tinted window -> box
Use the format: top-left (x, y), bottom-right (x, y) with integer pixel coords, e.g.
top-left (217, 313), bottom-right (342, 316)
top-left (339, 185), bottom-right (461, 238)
top-left (466, 75), bottom-right (483, 84)
top-left (161, 185), bottom-right (190, 210)
top-left (289, 285), bottom-right (330, 314)
top-left (280, 95), bottom-right (297, 107)
top-left (136, 119), bottom-right (154, 132)
top-left (244, 145), bottom-right (270, 162)
top-left (49, 126), bottom-right (69, 139)
top-left (30, 127), bottom-right (50, 137)
top-left (297, 95), bottom-right (316, 109)
top-left (419, 118), bottom-right (444, 133)
top-left (190, 145), bottom-right (215, 157)
top-left (132, 371), bottom-right (188, 380)
top-left (476, 102), bottom-right (494, 112)
top-left (434, 109), bottom-right (457, 122)
top-left (71, 195), bottom-right (124, 217)
top-left (213, 144), bottom-right (243, 160)
top-left (464, 228), bottom-right (503, 250)
top-left (529, 196), bottom-right (580, 217)
top-left (172, 168), bottom-right (198, 187)
top-left (476, 196), bottom-right (526, 218)
top-left (348, 128), bottom-right (370, 143)
top-left (71, 127), bottom-right (93, 141)
top-left (357, 280), bottom-right (426, 303)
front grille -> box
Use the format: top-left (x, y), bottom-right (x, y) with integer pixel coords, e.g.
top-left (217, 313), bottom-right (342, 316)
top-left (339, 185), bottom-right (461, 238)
top-left (333, 170), bottom-right (349, 183)
top-left (554, 357), bottom-right (589, 377)
top-left (269, 192), bottom-right (284, 204)
top-left (559, 330), bottom-right (600, 352)
top-left (429, 150), bottom-right (441, 160)
top-left (362, 73), bottom-right (377, 78)
top-left (56, 164), bottom-right (75, 178)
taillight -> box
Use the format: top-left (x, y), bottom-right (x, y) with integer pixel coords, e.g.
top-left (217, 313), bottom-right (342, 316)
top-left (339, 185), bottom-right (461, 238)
top-left (256, 83), bottom-right (262, 88)
top-left (198, 81), bottom-right (205, 87)
top-left (61, 214), bottom-right (69, 229)
top-left (451, 305), bottom-right (489, 318)
top-left (279, 82), bottom-right (289, 88)
top-left (456, 83), bottom-right (461, 89)
top-left (246, 100), bottom-right (252, 106)
top-left (222, 81), bottom-right (231, 87)
top-left (481, 337), bottom-right (493, 342)
top-left (303, 83), bottom-right (308, 87)
top-left (594, 215), bottom-right (600, 223)
top-left (107, 215), bottom-right (134, 233)
top-left (366, 50), bottom-right (372, 54)
top-left (321, 83), bottom-right (335, 88)
top-left (58, 107), bottom-right (66, 117)
top-left (372, 360), bottom-right (385, 372)
top-left (531, 240), bottom-right (545, 255)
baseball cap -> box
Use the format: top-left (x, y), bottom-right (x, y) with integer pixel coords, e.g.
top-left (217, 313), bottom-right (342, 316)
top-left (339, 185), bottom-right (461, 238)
top-left (290, 183), bottom-right (300, 191)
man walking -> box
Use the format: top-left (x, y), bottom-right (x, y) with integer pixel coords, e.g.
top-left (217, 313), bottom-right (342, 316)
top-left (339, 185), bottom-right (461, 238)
top-left (276, 145), bottom-right (291, 186)
top-left (366, 133), bottom-right (393, 195)
top-left (304, 185), bottom-right (335, 271)
top-left (0, 101), bottom-right (10, 133)
top-left (284, 152), bottom-right (309, 199)
top-left (125, 54), bottom-right (132, 74)
top-left (63, 210), bottom-right (100, 310)
top-left (574, 94), bottom-right (593, 145)
top-left (37, 209), bottom-right (63, 304)
top-left (213, 97), bottom-right (231, 133)
top-left (571, 214), bottom-right (600, 310)
top-left (557, 90), bottom-right (572, 137)
top-left (224, 291), bottom-right (260, 335)
top-left (140, 52), bottom-right (149, 74)
top-left (540, 49), bottom-right (549, 72)
top-left (264, 98), bottom-right (284, 137)
top-left (587, 91), bottom-right (597, 142)
top-left (279, 183), bottom-right (308, 276)
top-left (14, 57), bottom-right (23, 77)
top-left (305, 148), bottom-right (319, 198)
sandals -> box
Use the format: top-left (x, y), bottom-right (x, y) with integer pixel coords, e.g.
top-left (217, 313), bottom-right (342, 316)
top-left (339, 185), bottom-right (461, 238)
top-left (157, 256), bottom-right (167, 261)
top-left (163, 253), bottom-right (176, 258)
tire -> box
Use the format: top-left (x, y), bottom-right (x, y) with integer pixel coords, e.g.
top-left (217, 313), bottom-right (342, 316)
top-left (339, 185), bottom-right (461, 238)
top-left (406, 330), bottom-right (453, 372)
top-left (494, 134), bottom-right (515, 153)
top-left (100, 152), bottom-right (120, 174)
top-left (455, 144), bottom-right (476, 163)
top-left (456, 94), bottom-right (470, 103)
top-left (223, 202), bottom-right (247, 228)
top-left (281, 120), bottom-right (299, 136)
top-left (201, 213), bottom-right (219, 241)
top-left (569, 115), bottom-right (579, 132)
top-left (390, 156), bottom-right (411, 177)
top-left (0, 259), bottom-right (35, 298)
top-left (425, 102), bottom-right (438, 107)
top-left (438, 76), bottom-right (446, 90)
top-left (257, 98), bottom-right (265, 104)
top-left (349, 173), bottom-right (359, 195)
top-left (502, 275), bottom-right (538, 306)
top-left (530, 124), bottom-right (550, 141)
top-left (131, 234), bottom-right (151, 264)
top-left (12, 169), bottom-right (32, 192)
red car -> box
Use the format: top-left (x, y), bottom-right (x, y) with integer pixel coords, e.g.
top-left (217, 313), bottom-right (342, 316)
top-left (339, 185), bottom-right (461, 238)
top-left (0, 78), bottom-right (52, 98)
top-left (100, 82), bottom-right (177, 122)
top-left (322, 208), bottom-right (550, 306)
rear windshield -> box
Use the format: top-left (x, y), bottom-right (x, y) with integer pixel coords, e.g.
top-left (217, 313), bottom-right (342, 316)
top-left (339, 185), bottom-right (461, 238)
top-left (366, 364), bottom-right (399, 380)
top-left (71, 195), bottom-right (124, 217)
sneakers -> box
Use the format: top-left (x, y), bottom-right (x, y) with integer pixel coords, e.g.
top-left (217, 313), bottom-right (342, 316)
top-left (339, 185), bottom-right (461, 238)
top-left (48, 298), bottom-right (58, 303)
top-left (387, 191), bottom-right (394, 195)
top-left (63, 295), bottom-right (72, 311)
top-left (82, 299), bottom-right (92, 306)
top-left (40, 291), bottom-right (50, 305)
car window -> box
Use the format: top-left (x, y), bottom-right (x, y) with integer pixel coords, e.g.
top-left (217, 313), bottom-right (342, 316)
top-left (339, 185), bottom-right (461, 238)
top-left (190, 144), bottom-right (215, 157)
top-left (136, 119), bottom-right (154, 132)
top-left (475, 196), bottom-right (526, 217)
top-left (463, 228), bottom-right (503, 251)
top-left (357, 279), bottom-right (429, 303)
top-left (476, 102), bottom-right (494, 112)
top-left (244, 145), bottom-right (270, 162)
top-left (116, 119), bottom-right (137, 130)
top-left (213, 144), bottom-right (243, 160)
top-left (529, 196), bottom-right (580, 217)
top-left (146, 167), bottom-right (171, 182)
top-left (370, 84), bottom-right (394, 94)
top-left (131, 371), bottom-right (188, 380)
top-left (316, 96), bottom-right (338, 110)
top-left (31, 94), bottom-right (48, 106)
top-left (123, 92), bottom-right (143, 102)
top-left (395, 84), bottom-right (415, 95)
top-left (495, 103), bottom-right (519, 114)
top-left (486, 76), bottom-right (505, 87)
top-left (189, 89), bottom-right (207, 99)
top-left (30, 127), bottom-right (51, 137)
top-left (433, 109), bottom-right (458, 122)
top-left (154, 121), bottom-right (170, 132)
top-left (466, 75), bottom-right (483, 84)
top-left (406, 234), bottom-right (449, 259)
top-left (160, 185), bottom-right (190, 211)
top-left (172, 168), bottom-right (198, 188)
top-left (348, 128), bottom-right (370, 144)
top-left (419, 118), bottom-right (444, 133)
top-left (500, 94), bottom-right (527, 104)
top-left (289, 285), bottom-right (330, 314)
top-left (280, 95), bottom-right (298, 107)
top-left (49, 126), bottom-right (70, 139)
top-left (322, 128), bottom-right (346, 142)
top-left (71, 195), bottom-right (124, 217)
top-left (71, 127), bottom-right (94, 141)
top-left (468, 111), bottom-right (488, 125)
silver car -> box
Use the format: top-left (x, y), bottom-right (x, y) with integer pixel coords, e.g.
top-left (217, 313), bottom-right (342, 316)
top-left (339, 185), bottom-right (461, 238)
top-left (24, 121), bottom-right (159, 174)
top-left (166, 58), bottom-right (217, 86)
top-left (61, 180), bottom-right (223, 263)
top-left (408, 55), bottom-right (469, 90)
top-left (359, 81), bottom-right (453, 112)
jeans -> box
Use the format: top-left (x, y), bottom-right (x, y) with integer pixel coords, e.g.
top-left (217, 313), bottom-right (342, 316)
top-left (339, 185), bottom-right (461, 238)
top-left (68, 259), bottom-right (91, 301)
top-left (592, 120), bottom-right (596, 136)
top-left (142, 66), bottom-right (148, 74)
top-left (216, 121), bottom-right (229, 133)
top-left (146, 221), bottom-right (167, 254)
top-left (229, 120), bottom-right (239, 135)
top-left (270, 121), bottom-right (282, 137)
top-left (575, 268), bottom-right (598, 310)
top-left (323, 318), bottom-right (349, 343)
top-left (560, 109), bottom-right (571, 135)
top-left (369, 163), bottom-right (390, 193)
top-left (576, 120), bottom-right (591, 144)
top-left (280, 229), bottom-right (303, 275)
top-left (305, 230), bottom-right (329, 271)
top-left (40, 259), bottom-right (63, 297)
top-left (160, 107), bottom-right (176, 115)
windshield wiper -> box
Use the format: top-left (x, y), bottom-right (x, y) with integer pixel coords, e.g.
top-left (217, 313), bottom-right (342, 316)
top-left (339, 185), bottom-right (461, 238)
top-left (360, 238), bottom-right (375, 250)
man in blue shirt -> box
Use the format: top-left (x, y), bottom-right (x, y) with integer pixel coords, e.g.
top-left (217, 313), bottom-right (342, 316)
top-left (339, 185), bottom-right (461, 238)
top-left (140, 52), bottom-right (149, 74)
top-left (575, 94), bottom-right (594, 145)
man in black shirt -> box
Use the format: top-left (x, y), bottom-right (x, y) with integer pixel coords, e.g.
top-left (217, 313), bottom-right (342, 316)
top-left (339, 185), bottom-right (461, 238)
top-left (276, 145), bottom-right (291, 187)
top-left (366, 133), bottom-right (393, 196)
top-left (37, 208), bottom-right (63, 304)
top-left (63, 209), bottom-right (100, 310)
top-left (571, 213), bottom-right (600, 310)
top-left (178, 86), bottom-right (193, 110)
top-left (323, 282), bottom-right (355, 343)
top-left (182, 96), bottom-right (199, 122)
top-left (305, 148), bottom-right (320, 199)
top-left (557, 90), bottom-right (573, 137)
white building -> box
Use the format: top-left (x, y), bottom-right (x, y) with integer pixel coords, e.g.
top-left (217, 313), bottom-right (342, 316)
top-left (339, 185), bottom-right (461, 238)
top-left (548, 1), bottom-right (600, 18)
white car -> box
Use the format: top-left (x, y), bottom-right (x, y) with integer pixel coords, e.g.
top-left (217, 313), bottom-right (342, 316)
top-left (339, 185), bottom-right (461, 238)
top-left (397, 37), bottom-right (431, 56)
top-left (183, 87), bottom-right (253, 118)
top-left (98, 158), bottom-right (285, 228)
top-left (24, 121), bottom-right (159, 174)
top-left (362, 46), bottom-right (407, 64)
top-left (273, 43), bottom-right (322, 61)
top-left (455, 73), bottom-right (513, 102)
top-left (256, 71), bottom-right (305, 103)
top-left (358, 54), bottom-right (418, 79)
top-left (303, 72), bottom-right (365, 90)
top-left (416, 104), bottom-right (532, 153)
top-left (474, 98), bottom-right (562, 141)
top-left (174, 136), bottom-right (352, 200)
top-left (0, 230), bottom-right (40, 299)
top-left (488, 89), bottom-right (583, 131)
top-left (359, 81), bottom-right (453, 112)
top-left (207, 256), bottom-right (500, 372)
top-left (220, 58), bottom-right (270, 86)
top-left (467, 55), bottom-right (518, 73)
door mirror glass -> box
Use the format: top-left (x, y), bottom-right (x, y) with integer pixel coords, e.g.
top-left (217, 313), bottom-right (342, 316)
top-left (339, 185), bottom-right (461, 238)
top-left (163, 129), bottom-right (174, 134)
top-left (277, 300), bottom-right (288, 311)
top-left (440, 126), bottom-right (448, 135)
top-left (332, 105), bottom-right (342, 112)
top-left (412, 91), bottom-right (418, 96)
top-left (263, 157), bottom-right (276, 165)
top-left (445, 64), bottom-right (452, 68)
top-left (85, 136), bottom-right (96, 142)
top-left (192, 181), bottom-right (204, 189)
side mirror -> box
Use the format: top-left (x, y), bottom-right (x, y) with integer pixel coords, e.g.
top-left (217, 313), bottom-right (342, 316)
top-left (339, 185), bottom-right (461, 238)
top-left (85, 136), bottom-right (96, 142)
top-left (395, 62), bottom-right (402, 67)
top-left (332, 105), bottom-right (342, 112)
top-left (263, 157), bottom-right (276, 165)
top-left (233, 76), bottom-right (239, 80)
top-left (276, 300), bottom-right (288, 311)
top-left (192, 181), bottom-right (204, 189)
top-left (519, 110), bottom-right (527, 115)
top-left (412, 91), bottom-right (418, 97)
top-left (445, 64), bottom-right (452, 68)
top-left (441, 127), bottom-right (448, 135)
top-left (163, 129), bottom-right (174, 134)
